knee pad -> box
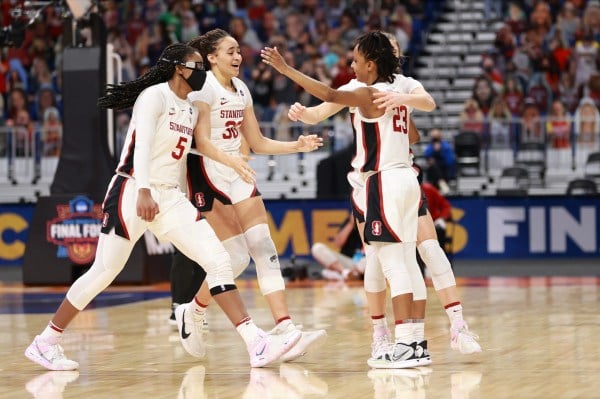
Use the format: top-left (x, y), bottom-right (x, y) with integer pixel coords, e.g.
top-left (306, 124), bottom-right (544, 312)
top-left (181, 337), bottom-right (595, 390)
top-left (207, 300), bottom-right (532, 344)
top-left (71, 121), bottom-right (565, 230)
top-left (67, 233), bottom-right (130, 310)
top-left (222, 234), bottom-right (251, 279)
top-left (363, 244), bottom-right (386, 293)
top-left (403, 242), bottom-right (427, 301)
top-left (244, 223), bottom-right (285, 295)
top-left (311, 242), bottom-right (338, 267)
top-left (377, 243), bottom-right (413, 298)
top-left (203, 241), bottom-right (236, 289)
top-left (418, 239), bottom-right (455, 290)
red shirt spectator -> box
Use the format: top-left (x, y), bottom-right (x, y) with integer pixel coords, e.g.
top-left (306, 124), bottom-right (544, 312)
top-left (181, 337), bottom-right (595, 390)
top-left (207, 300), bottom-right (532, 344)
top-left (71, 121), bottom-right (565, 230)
top-left (422, 182), bottom-right (451, 221)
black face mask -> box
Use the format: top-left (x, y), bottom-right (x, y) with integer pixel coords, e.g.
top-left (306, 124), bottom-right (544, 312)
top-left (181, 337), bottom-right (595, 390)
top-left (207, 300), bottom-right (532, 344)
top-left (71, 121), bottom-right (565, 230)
top-left (185, 69), bottom-right (207, 91)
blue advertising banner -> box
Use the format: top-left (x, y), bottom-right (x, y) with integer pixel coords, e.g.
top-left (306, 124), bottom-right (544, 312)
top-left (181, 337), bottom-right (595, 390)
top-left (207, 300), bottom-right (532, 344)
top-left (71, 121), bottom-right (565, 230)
top-left (2, 196), bottom-right (599, 267)
top-left (0, 204), bottom-right (35, 266)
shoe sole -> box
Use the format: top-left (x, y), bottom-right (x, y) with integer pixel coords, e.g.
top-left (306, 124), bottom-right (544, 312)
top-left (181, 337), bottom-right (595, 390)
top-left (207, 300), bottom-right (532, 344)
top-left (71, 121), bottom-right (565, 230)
top-left (251, 330), bottom-right (302, 368)
top-left (367, 357), bottom-right (421, 369)
top-left (24, 346), bottom-right (78, 371)
top-left (280, 330), bottom-right (327, 362)
top-left (175, 305), bottom-right (206, 358)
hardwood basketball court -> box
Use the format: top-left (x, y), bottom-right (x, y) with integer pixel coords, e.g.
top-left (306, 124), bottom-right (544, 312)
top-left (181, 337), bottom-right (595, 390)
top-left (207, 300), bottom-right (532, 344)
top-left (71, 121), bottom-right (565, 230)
top-left (1, 276), bottom-right (599, 398)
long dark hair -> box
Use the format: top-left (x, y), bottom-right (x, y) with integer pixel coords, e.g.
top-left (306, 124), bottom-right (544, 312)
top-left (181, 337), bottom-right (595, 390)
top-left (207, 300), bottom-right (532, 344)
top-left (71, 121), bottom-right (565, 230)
top-left (355, 31), bottom-right (399, 84)
top-left (98, 43), bottom-right (196, 110)
top-left (188, 29), bottom-right (230, 70)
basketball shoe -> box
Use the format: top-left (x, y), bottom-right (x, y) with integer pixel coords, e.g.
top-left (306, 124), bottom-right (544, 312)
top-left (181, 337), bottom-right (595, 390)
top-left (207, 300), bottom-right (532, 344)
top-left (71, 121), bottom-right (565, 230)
top-left (169, 303), bottom-right (179, 329)
top-left (175, 303), bottom-right (207, 358)
top-left (368, 342), bottom-right (421, 369)
top-left (247, 329), bottom-right (302, 368)
top-left (271, 323), bottom-right (327, 362)
top-left (450, 320), bottom-right (482, 354)
top-left (25, 370), bottom-right (80, 398)
top-left (368, 333), bottom-right (393, 364)
top-left (25, 335), bottom-right (79, 371)
top-left (415, 340), bottom-right (432, 366)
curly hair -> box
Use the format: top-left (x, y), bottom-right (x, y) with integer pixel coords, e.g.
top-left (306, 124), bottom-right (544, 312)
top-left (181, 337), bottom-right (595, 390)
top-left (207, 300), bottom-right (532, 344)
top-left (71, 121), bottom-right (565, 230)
top-left (98, 43), bottom-right (196, 110)
top-left (355, 31), bottom-right (399, 84)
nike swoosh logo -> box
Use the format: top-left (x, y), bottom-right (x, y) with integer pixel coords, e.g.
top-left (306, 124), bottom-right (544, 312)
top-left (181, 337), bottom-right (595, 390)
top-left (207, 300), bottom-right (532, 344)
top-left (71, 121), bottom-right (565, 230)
top-left (169, 112), bottom-right (175, 115)
top-left (255, 343), bottom-right (266, 356)
top-left (220, 101), bottom-right (228, 105)
top-left (181, 309), bottom-right (191, 339)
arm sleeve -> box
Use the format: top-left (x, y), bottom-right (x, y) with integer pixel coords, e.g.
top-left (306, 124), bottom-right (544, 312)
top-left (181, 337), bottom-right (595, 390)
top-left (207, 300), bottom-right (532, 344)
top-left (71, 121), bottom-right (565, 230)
top-left (132, 87), bottom-right (164, 189)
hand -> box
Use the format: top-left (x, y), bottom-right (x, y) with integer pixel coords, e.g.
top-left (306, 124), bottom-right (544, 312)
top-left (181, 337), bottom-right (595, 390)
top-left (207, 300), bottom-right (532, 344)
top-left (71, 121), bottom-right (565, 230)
top-left (296, 134), bottom-right (323, 152)
top-left (228, 154), bottom-right (256, 184)
top-left (288, 102), bottom-right (306, 122)
top-left (372, 91), bottom-right (407, 113)
top-left (137, 188), bottom-right (159, 222)
top-left (260, 47), bottom-right (287, 74)
top-left (434, 218), bottom-right (446, 230)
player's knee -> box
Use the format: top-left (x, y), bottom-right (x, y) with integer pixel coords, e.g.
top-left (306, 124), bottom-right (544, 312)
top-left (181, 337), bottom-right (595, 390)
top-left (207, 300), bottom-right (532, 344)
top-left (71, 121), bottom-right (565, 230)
top-left (364, 261), bottom-right (386, 292)
top-left (418, 239), bottom-right (455, 289)
top-left (231, 251), bottom-right (251, 278)
top-left (203, 245), bottom-right (235, 288)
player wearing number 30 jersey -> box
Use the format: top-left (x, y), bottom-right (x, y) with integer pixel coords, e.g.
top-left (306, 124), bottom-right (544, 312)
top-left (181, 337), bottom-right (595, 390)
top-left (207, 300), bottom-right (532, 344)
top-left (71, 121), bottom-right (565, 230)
top-left (187, 70), bottom-right (257, 206)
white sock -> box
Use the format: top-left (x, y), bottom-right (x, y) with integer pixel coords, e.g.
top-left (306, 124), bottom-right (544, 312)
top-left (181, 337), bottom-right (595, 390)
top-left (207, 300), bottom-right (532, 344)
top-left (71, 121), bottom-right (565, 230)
top-left (445, 302), bottom-right (464, 326)
top-left (40, 321), bottom-right (64, 344)
top-left (236, 317), bottom-right (261, 346)
top-left (372, 316), bottom-right (389, 338)
top-left (275, 317), bottom-right (294, 331)
top-left (394, 321), bottom-right (414, 344)
top-left (412, 319), bottom-right (425, 342)
top-left (192, 297), bottom-right (208, 317)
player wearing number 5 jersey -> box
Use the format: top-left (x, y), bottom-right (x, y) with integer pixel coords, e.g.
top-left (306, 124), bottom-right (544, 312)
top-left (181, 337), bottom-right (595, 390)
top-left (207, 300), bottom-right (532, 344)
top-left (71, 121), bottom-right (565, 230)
top-left (24, 43), bottom-right (301, 371)
top-left (170, 29), bottom-right (326, 363)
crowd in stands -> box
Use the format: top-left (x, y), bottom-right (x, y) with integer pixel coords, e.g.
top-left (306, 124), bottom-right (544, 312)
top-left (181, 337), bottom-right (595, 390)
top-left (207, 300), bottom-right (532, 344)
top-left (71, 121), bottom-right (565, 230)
top-left (0, 0), bottom-right (442, 158)
top-left (460, 0), bottom-right (600, 152)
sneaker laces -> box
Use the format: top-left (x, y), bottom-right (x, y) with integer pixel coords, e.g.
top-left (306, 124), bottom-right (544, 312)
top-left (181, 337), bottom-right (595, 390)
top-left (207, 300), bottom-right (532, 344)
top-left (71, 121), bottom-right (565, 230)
top-left (40, 341), bottom-right (67, 362)
top-left (371, 335), bottom-right (392, 358)
top-left (458, 327), bottom-right (479, 342)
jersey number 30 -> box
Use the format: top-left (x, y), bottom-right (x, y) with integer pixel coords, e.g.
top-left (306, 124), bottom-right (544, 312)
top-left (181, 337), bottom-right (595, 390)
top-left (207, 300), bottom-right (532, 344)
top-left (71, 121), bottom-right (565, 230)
top-left (223, 120), bottom-right (241, 139)
top-left (392, 105), bottom-right (408, 134)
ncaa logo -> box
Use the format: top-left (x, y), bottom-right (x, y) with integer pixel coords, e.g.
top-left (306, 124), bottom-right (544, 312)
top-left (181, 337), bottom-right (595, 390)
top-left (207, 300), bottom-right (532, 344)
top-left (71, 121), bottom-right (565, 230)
top-left (371, 221), bottom-right (382, 236)
top-left (102, 213), bottom-right (109, 228)
top-left (195, 192), bottom-right (205, 208)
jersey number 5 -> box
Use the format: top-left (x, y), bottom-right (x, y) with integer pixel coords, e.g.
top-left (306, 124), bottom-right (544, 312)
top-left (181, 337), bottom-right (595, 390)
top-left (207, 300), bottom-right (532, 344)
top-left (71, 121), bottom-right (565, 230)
top-left (392, 105), bottom-right (408, 134)
top-left (172, 136), bottom-right (188, 160)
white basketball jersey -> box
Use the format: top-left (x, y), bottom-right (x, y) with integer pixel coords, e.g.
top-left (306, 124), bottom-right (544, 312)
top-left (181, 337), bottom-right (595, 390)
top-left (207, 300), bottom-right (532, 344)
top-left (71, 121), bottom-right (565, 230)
top-left (116, 82), bottom-right (197, 188)
top-left (188, 71), bottom-right (252, 153)
top-left (351, 80), bottom-right (414, 173)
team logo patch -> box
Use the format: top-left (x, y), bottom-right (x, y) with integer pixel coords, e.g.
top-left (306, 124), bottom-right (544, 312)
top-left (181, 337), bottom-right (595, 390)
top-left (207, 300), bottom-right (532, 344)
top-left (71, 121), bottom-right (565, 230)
top-left (371, 221), bottom-right (382, 236)
top-left (194, 192), bottom-right (205, 208)
top-left (46, 195), bottom-right (103, 264)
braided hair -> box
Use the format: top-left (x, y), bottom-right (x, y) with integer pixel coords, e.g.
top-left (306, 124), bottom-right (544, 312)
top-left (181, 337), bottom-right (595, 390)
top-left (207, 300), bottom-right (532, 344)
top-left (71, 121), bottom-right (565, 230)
top-left (98, 43), bottom-right (197, 110)
top-left (355, 31), bottom-right (399, 84)
top-left (188, 29), bottom-right (230, 70)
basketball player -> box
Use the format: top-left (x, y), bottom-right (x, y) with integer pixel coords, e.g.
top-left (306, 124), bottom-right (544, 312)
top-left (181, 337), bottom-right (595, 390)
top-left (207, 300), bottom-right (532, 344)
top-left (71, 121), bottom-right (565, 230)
top-left (24, 43), bottom-right (301, 371)
top-left (262, 31), bottom-right (434, 368)
top-left (169, 29), bottom-right (326, 362)
top-left (270, 34), bottom-right (481, 357)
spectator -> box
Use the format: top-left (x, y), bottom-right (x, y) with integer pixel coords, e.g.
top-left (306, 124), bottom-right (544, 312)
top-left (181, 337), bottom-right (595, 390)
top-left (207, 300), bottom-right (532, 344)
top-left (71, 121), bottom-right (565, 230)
top-left (519, 97), bottom-right (544, 142)
top-left (249, 59), bottom-right (275, 121)
top-left (546, 99), bottom-right (572, 149)
top-left (41, 106), bottom-right (61, 156)
top-left (559, 71), bottom-right (583, 114)
top-left (573, 29), bottom-right (599, 91)
top-left (34, 85), bottom-right (59, 123)
top-left (503, 74), bottom-right (525, 117)
top-left (423, 128), bottom-right (457, 187)
top-left (230, 16), bottom-right (263, 52)
top-left (487, 97), bottom-right (513, 147)
top-left (574, 96), bottom-right (600, 144)
top-left (527, 72), bottom-right (553, 114)
top-left (472, 76), bottom-right (497, 115)
top-left (506, 2), bottom-right (528, 36)
top-left (585, 74), bottom-right (600, 110)
top-left (557, 1), bottom-right (581, 46)
top-left (459, 98), bottom-right (485, 134)
top-left (180, 11), bottom-right (199, 43)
